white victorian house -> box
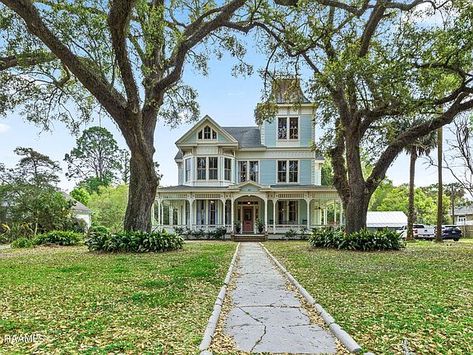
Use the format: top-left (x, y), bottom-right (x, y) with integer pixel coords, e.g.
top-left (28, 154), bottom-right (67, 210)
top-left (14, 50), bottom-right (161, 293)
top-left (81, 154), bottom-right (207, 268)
top-left (154, 81), bottom-right (342, 238)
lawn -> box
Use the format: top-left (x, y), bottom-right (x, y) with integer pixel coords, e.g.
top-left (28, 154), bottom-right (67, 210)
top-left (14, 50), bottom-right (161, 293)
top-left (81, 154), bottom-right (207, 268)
top-left (0, 242), bottom-right (236, 354)
top-left (265, 240), bottom-right (473, 354)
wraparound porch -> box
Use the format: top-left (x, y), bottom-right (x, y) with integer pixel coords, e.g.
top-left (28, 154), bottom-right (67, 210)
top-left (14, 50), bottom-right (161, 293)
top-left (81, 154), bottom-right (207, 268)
top-left (154, 184), bottom-right (342, 236)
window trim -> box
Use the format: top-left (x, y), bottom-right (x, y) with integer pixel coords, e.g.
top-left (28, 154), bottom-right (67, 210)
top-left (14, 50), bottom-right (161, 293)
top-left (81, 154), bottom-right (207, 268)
top-left (197, 157), bottom-right (207, 180)
top-left (224, 157), bottom-right (232, 181)
top-left (276, 159), bottom-right (299, 184)
top-left (197, 125), bottom-right (218, 141)
top-left (208, 157), bottom-right (218, 180)
top-left (184, 158), bottom-right (191, 182)
top-left (277, 116), bottom-right (299, 141)
top-left (238, 160), bottom-right (260, 183)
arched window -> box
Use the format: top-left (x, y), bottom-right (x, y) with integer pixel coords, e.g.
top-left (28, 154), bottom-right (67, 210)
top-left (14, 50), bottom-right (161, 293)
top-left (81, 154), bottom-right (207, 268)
top-left (198, 125), bottom-right (217, 140)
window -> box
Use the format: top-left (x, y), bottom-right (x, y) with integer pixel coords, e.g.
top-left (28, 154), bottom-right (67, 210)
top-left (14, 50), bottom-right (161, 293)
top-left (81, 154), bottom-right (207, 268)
top-left (278, 160), bottom-right (298, 183)
top-left (208, 200), bottom-right (217, 225)
top-left (198, 125), bottom-right (217, 140)
top-left (239, 160), bottom-right (258, 183)
top-left (209, 157), bottom-right (218, 180)
top-left (278, 117), bottom-right (298, 140)
top-left (185, 158), bottom-right (191, 182)
top-left (289, 117), bottom-right (298, 139)
top-left (249, 161), bottom-right (259, 182)
top-left (289, 160), bottom-right (298, 182)
top-left (288, 201), bottom-right (297, 223)
top-left (239, 161), bottom-right (247, 182)
top-left (197, 200), bottom-right (206, 225)
top-left (277, 160), bottom-right (287, 183)
top-left (197, 157), bottom-right (206, 180)
top-left (278, 117), bottom-right (287, 139)
top-left (277, 200), bottom-right (298, 224)
top-left (224, 158), bottom-right (232, 181)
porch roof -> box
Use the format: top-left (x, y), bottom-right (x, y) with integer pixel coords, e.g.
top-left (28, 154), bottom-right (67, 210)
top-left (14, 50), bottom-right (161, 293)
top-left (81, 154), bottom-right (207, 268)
top-left (157, 184), bottom-right (338, 193)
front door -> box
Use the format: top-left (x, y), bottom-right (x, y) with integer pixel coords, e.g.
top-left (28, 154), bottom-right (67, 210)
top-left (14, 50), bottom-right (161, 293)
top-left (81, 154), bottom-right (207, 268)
top-left (243, 207), bottom-right (253, 233)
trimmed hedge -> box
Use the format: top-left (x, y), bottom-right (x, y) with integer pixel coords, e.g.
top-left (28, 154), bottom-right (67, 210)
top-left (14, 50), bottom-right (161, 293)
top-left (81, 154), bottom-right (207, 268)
top-left (309, 228), bottom-right (405, 251)
top-left (85, 229), bottom-right (184, 253)
top-left (34, 231), bottom-right (83, 246)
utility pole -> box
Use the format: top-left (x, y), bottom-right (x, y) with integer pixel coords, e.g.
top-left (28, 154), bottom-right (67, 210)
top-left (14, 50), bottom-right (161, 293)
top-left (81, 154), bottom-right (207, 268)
top-left (435, 127), bottom-right (443, 243)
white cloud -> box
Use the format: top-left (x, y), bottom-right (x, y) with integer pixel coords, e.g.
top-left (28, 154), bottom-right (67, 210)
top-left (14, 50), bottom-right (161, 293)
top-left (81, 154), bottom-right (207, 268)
top-left (0, 123), bottom-right (10, 134)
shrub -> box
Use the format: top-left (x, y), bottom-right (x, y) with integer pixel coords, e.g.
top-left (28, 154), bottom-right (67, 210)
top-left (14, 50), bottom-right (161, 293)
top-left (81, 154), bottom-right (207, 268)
top-left (309, 228), bottom-right (405, 251)
top-left (0, 222), bottom-right (34, 244)
top-left (34, 231), bottom-right (83, 246)
top-left (11, 237), bottom-right (34, 248)
top-left (284, 228), bottom-right (298, 240)
top-left (207, 227), bottom-right (227, 240)
top-left (63, 217), bottom-right (88, 233)
top-left (85, 230), bottom-right (184, 253)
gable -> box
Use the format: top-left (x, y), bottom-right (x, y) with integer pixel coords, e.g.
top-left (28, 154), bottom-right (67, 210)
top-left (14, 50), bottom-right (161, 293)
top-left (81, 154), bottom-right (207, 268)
top-left (176, 115), bottom-right (238, 146)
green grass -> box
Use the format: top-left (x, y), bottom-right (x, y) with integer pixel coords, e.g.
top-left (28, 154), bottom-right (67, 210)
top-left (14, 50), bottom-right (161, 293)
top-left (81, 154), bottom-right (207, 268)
top-left (264, 239), bottom-right (473, 354)
top-left (0, 242), bottom-right (236, 354)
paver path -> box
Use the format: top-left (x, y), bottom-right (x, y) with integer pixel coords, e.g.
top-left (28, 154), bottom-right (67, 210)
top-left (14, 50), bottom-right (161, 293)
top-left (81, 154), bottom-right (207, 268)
top-left (223, 242), bottom-right (337, 354)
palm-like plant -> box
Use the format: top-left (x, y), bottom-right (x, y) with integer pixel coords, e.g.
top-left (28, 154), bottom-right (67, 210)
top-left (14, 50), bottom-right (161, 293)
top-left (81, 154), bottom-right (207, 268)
top-left (404, 131), bottom-right (437, 241)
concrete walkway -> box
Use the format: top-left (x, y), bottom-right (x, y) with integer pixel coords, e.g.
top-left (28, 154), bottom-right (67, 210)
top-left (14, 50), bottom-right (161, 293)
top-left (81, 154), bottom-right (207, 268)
top-left (223, 243), bottom-right (338, 354)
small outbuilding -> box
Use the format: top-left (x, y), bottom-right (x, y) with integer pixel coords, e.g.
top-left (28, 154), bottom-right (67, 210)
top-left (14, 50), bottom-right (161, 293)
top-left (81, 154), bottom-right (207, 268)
top-left (366, 211), bottom-right (407, 230)
top-left (61, 192), bottom-right (92, 228)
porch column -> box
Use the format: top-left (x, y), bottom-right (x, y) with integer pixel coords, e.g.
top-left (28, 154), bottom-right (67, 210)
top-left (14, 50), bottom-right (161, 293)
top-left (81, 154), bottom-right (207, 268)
top-left (333, 201), bottom-right (337, 225)
top-left (273, 199), bottom-right (277, 234)
top-left (264, 198), bottom-right (268, 232)
top-left (220, 199), bottom-right (226, 227)
top-left (231, 197), bottom-right (235, 233)
top-left (305, 198), bottom-right (311, 229)
top-left (169, 205), bottom-right (174, 226)
top-left (157, 200), bottom-right (161, 227)
top-left (323, 208), bottom-right (328, 226)
top-left (189, 199), bottom-right (195, 229)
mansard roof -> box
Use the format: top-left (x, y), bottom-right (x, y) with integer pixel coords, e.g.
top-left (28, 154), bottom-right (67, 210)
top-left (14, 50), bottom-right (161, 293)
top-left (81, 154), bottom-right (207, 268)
top-left (271, 78), bottom-right (310, 104)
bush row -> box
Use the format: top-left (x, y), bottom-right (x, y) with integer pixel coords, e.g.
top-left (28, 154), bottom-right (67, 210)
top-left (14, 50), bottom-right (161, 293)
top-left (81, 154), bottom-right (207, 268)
top-left (174, 226), bottom-right (227, 240)
top-left (85, 226), bottom-right (184, 252)
top-left (309, 228), bottom-right (405, 251)
top-left (11, 231), bottom-right (84, 248)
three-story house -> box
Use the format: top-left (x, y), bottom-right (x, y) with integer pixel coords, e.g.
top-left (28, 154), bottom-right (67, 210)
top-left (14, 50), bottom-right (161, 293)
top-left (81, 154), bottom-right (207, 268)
top-left (155, 80), bottom-right (341, 238)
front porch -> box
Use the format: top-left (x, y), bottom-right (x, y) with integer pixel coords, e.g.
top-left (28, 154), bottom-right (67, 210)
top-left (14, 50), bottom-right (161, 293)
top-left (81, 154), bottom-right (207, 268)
top-left (154, 183), bottom-right (342, 238)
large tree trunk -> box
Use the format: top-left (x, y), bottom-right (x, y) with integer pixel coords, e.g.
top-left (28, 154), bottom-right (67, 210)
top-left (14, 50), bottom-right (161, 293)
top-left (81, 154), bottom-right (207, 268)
top-left (435, 127), bottom-right (443, 243)
top-left (124, 152), bottom-right (158, 232)
top-left (344, 185), bottom-right (371, 234)
top-left (407, 149), bottom-right (417, 241)
top-left (122, 111), bottom-right (159, 232)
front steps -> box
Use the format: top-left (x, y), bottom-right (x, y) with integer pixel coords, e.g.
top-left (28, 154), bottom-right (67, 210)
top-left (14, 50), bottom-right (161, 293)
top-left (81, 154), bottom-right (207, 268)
top-left (231, 233), bottom-right (268, 242)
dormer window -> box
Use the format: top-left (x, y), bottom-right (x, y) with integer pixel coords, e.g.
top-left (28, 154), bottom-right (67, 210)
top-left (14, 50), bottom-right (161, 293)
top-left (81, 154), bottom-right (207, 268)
top-left (198, 125), bottom-right (217, 140)
top-left (278, 117), bottom-right (298, 140)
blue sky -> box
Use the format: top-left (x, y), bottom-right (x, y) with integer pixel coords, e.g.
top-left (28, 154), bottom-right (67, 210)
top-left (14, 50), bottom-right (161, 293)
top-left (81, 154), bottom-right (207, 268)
top-left (0, 46), bottom-right (451, 192)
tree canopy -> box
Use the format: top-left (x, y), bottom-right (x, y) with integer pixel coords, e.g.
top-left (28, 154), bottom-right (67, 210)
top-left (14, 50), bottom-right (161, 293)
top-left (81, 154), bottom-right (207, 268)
top-left (253, 0), bottom-right (473, 232)
top-left (0, 0), bottom-right (256, 231)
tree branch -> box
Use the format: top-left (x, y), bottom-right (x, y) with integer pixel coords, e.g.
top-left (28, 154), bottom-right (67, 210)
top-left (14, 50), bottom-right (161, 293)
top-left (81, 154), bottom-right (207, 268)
top-left (1, 0), bottom-right (127, 122)
top-left (366, 94), bottom-right (473, 192)
top-left (108, 0), bottom-right (140, 111)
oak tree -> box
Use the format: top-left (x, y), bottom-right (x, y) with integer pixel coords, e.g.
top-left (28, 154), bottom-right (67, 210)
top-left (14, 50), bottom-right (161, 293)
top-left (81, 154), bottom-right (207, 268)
top-left (0, 0), bottom-right (252, 231)
top-left (255, 0), bottom-right (473, 232)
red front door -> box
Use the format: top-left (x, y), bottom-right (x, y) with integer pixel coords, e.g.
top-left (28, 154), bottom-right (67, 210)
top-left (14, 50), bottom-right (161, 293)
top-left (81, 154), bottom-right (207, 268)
top-left (243, 207), bottom-right (253, 233)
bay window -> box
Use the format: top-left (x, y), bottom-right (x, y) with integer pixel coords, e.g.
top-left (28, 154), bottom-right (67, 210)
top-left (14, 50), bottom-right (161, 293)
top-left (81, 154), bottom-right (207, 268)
top-left (197, 157), bottom-right (206, 180)
top-left (209, 157), bottom-right (218, 180)
top-left (224, 158), bottom-right (232, 181)
top-left (185, 158), bottom-right (191, 182)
